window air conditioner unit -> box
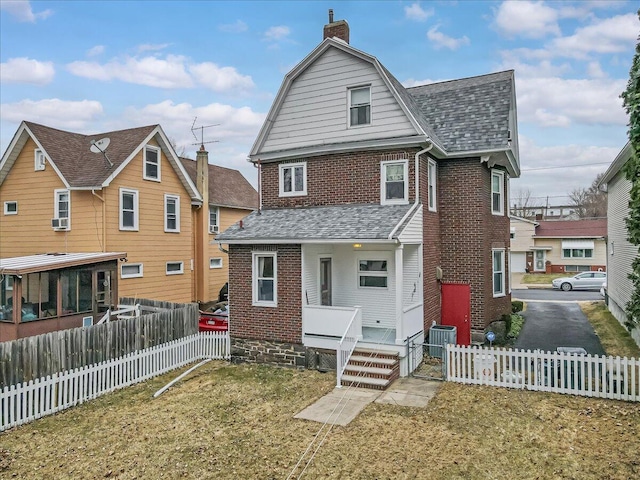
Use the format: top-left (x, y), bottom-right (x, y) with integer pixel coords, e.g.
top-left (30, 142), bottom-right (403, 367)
top-left (52, 217), bottom-right (69, 229)
top-left (209, 225), bottom-right (219, 234)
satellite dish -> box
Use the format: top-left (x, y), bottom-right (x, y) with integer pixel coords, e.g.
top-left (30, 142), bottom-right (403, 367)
top-left (90, 137), bottom-right (111, 153)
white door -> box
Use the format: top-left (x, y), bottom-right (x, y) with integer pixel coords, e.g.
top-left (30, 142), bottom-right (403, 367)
top-left (534, 250), bottom-right (546, 272)
top-left (319, 257), bottom-right (332, 306)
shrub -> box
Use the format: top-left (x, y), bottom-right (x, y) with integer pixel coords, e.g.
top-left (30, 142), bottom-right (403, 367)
top-left (512, 300), bottom-right (524, 313)
top-left (501, 313), bottom-right (512, 334)
top-left (507, 314), bottom-right (525, 339)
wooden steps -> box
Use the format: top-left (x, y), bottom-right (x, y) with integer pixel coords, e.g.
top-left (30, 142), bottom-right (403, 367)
top-left (341, 348), bottom-right (399, 390)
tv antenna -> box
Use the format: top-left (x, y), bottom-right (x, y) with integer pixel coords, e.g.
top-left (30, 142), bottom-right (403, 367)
top-left (191, 117), bottom-right (220, 148)
top-left (90, 137), bottom-right (113, 167)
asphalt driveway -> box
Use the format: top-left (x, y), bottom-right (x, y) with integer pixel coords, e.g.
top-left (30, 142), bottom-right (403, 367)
top-left (514, 301), bottom-right (606, 355)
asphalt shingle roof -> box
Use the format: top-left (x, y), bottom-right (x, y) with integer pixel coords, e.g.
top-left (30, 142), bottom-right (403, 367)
top-left (406, 71), bottom-right (514, 153)
top-left (535, 219), bottom-right (607, 238)
top-left (217, 203), bottom-right (414, 242)
top-left (26, 122), bottom-right (158, 187)
top-left (180, 158), bottom-right (258, 210)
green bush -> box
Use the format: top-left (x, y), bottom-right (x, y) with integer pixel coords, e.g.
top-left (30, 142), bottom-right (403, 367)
top-left (511, 300), bottom-right (524, 313)
top-left (507, 314), bottom-right (525, 339)
top-left (501, 313), bottom-right (512, 334)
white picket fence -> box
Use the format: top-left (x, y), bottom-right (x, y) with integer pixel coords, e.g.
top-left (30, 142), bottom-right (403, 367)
top-left (0, 331), bottom-right (230, 432)
top-left (446, 344), bottom-right (639, 402)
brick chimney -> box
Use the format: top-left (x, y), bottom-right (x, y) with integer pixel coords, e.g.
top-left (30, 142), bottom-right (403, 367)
top-left (323, 8), bottom-right (349, 44)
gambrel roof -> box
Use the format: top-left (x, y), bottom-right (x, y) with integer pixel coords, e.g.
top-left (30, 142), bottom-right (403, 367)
top-left (0, 121), bottom-right (202, 202)
top-left (217, 203), bottom-right (416, 244)
top-left (250, 37), bottom-right (519, 177)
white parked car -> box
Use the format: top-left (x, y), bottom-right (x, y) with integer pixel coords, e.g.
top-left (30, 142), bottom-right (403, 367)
top-left (551, 271), bottom-right (607, 291)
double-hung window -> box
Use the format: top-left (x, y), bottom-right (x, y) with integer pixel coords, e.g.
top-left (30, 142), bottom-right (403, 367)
top-left (428, 159), bottom-right (437, 211)
top-left (120, 188), bottom-right (139, 231)
top-left (164, 194), bottom-right (180, 232)
top-left (209, 206), bottom-right (219, 234)
top-left (349, 86), bottom-right (371, 126)
top-left (253, 252), bottom-right (277, 306)
top-left (358, 259), bottom-right (388, 288)
top-left (492, 249), bottom-right (505, 297)
top-left (144, 146), bottom-right (161, 181)
top-left (381, 160), bottom-right (408, 205)
top-left (491, 170), bottom-right (505, 215)
top-left (54, 189), bottom-right (70, 230)
top-left (279, 162), bottom-right (306, 197)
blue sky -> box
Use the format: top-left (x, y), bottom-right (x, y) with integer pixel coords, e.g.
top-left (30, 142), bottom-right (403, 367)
top-left (1, 0), bottom-right (638, 207)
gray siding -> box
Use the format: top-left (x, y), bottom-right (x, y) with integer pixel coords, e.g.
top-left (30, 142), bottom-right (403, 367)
top-left (607, 170), bottom-right (637, 329)
top-left (261, 47), bottom-right (417, 153)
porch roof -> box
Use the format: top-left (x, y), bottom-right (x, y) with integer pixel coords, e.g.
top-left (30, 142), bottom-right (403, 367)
top-left (216, 203), bottom-right (415, 244)
top-left (0, 252), bottom-right (126, 275)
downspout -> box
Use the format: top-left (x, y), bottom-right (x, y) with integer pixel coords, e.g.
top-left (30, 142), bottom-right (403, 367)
top-left (91, 190), bottom-right (106, 252)
top-left (253, 158), bottom-right (262, 214)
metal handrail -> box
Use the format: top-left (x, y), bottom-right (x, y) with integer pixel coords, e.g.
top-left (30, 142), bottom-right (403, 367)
top-left (336, 307), bottom-right (361, 388)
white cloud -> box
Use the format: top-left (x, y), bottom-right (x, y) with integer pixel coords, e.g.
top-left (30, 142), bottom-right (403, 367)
top-left (402, 77), bottom-right (446, 88)
top-left (87, 45), bottom-right (105, 57)
top-left (67, 55), bottom-right (194, 88)
top-left (137, 43), bottom-right (171, 53)
top-left (493, 1), bottom-right (561, 39)
top-left (0, 0), bottom-right (52, 23)
top-left (404, 3), bottom-right (433, 22)
top-left (586, 61), bottom-right (606, 78)
top-left (190, 63), bottom-right (255, 92)
top-left (516, 76), bottom-right (627, 127)
top-left (219, 20), bottom-right (248, 33)
top-left (0, 99), bottom-right (103, 130)
top-left (0, 57), bottom-right (55, 85)
top-left (427, 26), bottom-right (470, 50)
top-left (264, 26), bottom-right (290, 41)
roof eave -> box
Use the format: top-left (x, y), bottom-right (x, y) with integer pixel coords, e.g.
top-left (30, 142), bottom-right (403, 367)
top-left (215, 238), bottom-right (398, 245)
top-left (600, 141), bottom-right (632, 186)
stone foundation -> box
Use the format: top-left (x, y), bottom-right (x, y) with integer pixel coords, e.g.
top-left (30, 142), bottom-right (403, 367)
top-left (231, 337), bottom-right (307, 369)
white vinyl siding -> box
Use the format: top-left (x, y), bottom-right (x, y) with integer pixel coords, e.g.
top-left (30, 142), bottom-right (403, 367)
top-left (491, 170), bottom-right (505, 215)
top-left (143, 145), bottom-right (161, 181)
top-left (402, 245), bottom-right (422, 305)
top-left (397, 206), bottom-right (423, 243)
top-left (261, 48), bottom-right (417, 153)
top-left (164, 194), bottom-right (180, 233)
top-left (119, 188), bottom-right (139, 231)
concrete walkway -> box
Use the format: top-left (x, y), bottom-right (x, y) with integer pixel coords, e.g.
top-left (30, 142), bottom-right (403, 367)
top-left (294, 377), bottom-right (441, 426)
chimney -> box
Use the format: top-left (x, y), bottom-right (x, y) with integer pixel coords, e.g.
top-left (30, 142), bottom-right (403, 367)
top-left (323, 9), bottom-right (349, 44)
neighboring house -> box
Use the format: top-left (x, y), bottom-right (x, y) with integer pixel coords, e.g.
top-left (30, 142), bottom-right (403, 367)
top-left (510, 217), bottom-right (607, 274)
top-left (600, 142), bottom-right (639, 346)
top-left (0, 121), bottom-right (256, 339)
top-left (217, 14), bottom-right (520, 375)
top-left (510, 204), bottom-right (580, 220)
top-left (180, 155), bottom-right (258, 304)
top-left (509, 215), bottom-right (538, 273)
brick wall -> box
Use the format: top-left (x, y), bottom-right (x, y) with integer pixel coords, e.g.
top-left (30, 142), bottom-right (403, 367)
top-left (438, 159), bottom-right (511, 330)
top-left (260, 148), bottom-right (419, 208)
top-left (228, 244), bottom-right (303, 344)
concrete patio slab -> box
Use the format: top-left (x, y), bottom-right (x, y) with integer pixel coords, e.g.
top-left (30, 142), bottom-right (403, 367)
top-left (375, 377), bottom-right (442, 407)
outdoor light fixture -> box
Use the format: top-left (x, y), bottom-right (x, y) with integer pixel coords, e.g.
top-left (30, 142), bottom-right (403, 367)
top-left (353, 243), bottom-right (362, 248)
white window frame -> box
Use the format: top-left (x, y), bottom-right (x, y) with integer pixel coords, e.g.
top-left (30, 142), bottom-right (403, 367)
top-left (119, 188), bottom-right (139, 231)
top-left (164, 194), bottom-right (180, 233)
top-left (279, 162), bottom-right (307, 197)
top-left (166, 261), bottom-right (184, 275)
top-left (562, 248), bottom-right (594, 259)
top-left (348, 85), bottom-right (371, 127)
top-left (427, 159), bottom-right (437, 212)
top-left (357, 258), bottom-right (389, 289)
top-left (4, 201), bottom-right (17, 215)
top-left (252, 252), bottom-right (277, 307)
top-left (492, 249), bottom-right (506, 297)
top-left (381, 160), bottom-right (409, 205)
top-left (210, 258), bottom-right (223, 269)
top-left (121, 263), bottom-right (143, 279)
top-left (143, 145), bottom-right (161, 181)
top-left (491, 170), bottom-right (505, 215)
top-left (54, 189), bottom-right (70, 230)
top-left (34, 149), bottom-right (45, 171)
top-left (209, 206), bottom-right (219, 234)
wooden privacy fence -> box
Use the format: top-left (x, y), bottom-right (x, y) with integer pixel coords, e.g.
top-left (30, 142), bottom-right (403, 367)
top-left (0, 331), bottom-right (230, 432)
top-left (0, 299), bottom-right (198, 388)
top-left (446, 344), bottom-right (640, 402)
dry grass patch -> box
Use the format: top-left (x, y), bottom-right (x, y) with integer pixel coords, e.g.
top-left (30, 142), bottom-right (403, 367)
top-left (1, 361), bottom-right (639, 479)
top-left (581, 301), bottom-right (640, 358)
top-left (522, 273), bottom-right (566, 284)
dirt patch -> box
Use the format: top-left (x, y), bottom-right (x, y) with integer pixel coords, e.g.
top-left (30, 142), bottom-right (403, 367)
top-left (1, 362), bottom-right (639, 479)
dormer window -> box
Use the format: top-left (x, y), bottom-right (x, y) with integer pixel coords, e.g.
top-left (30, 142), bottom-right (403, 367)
top-left (349, 86), bottom-right (371, 127)
top-left (144, 145), bottom-right (161, 181)
top-left (381, 160), bottom-right (408, 205)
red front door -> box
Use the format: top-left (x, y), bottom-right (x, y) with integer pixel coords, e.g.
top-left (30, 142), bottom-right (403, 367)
top-left (441, 282), bottom-right (471, 346)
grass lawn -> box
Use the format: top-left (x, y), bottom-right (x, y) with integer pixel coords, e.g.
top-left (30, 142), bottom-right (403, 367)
top-left (581, 301), bottom-right (640, 358)
top-left (1, 361), bottom-right (639, 479)
top-left (521, 273), bottom-right (567, 284)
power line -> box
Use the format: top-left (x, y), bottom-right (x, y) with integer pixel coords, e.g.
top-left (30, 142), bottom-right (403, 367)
top-left (521, 162), bottom-right (610, 172)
